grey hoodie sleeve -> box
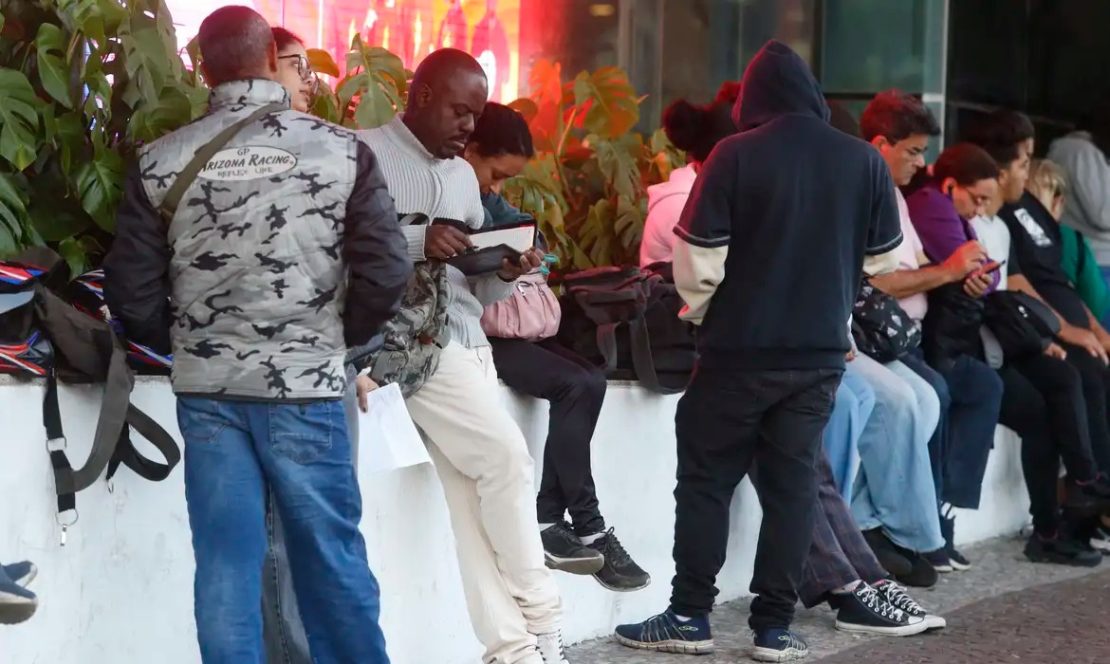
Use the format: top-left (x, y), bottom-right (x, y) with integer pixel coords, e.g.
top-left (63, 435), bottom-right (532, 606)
top-left (343, 141), bottom-right (413, 347)
top-left (1051, 137), bottom-right (1110, 235)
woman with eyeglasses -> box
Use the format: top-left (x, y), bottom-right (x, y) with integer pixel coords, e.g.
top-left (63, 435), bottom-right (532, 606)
top-left (273, 27), bottom-right (316, 113)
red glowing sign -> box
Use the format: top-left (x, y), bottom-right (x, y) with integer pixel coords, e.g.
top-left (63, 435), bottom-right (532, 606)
top-left (169, 0), bottom-right (522, 102)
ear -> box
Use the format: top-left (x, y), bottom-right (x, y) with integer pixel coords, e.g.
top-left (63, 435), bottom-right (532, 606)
top-left (266, 42), bottom-right (278, 76)
top-left (942, 177), bottom-right (957, 196)
top-left (869, 135), bottom-right (889, 151)
top-left (416, 83), bottom-right (433, 109)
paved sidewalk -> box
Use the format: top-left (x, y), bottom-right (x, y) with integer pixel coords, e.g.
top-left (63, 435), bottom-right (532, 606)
top-left (568, 534), bottom-right (1108, 663)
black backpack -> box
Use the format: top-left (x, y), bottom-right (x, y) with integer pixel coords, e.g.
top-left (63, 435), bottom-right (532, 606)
top-left (983, 290), bottom-right (1059, 360)
top-left (0, 247), bottom-right (179, 540)
top-left (556, 263), bottom-right (696, 394)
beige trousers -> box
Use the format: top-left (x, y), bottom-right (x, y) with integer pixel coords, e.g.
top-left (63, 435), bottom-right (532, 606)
top-left (406, 342), bottom-right (562, 664)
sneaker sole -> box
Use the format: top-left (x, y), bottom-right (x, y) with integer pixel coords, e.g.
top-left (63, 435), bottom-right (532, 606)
top-left (592, 574), bottom-right (652, 593)
top-left (0, 598), bottom-right (37, 625)
top-left (922, 614), bottom-right (947, 630)
top-left (1025, 550), bottom-right (1103, 568)
top-left (931, 563), bottom-right (955, 573)
top-left (835, 618), bottom-right (930, 637)
top-left (751, 645), bottom-right (808, 662)
top-left (544, 552), bottom-right (605, 575)
top-left (948, 559), bottom-right (971, 572)
top-left (613, 633), bottom-right (714, 655)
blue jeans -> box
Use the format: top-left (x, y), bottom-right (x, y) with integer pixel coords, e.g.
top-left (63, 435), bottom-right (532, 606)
top-left (178, 397), bottom-right (388, 664)
top-left (849, 355), bottom-right (945, 553)
top-left (900, 350), bottom-right (1003, 509)
top-left (822, 364), bottom-right (877, 499)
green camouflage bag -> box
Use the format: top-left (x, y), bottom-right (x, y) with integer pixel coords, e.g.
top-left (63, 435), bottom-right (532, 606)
top-left (366, 259), bottom-right (449, 397)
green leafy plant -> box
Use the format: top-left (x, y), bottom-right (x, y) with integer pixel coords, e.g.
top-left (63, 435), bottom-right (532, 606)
top-left (0, 0), bottom-right (206, 272)
top-left (503, 60), bottom-right (685, 271)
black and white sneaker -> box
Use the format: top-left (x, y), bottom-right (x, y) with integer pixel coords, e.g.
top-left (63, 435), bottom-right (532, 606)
top-left (586, 528), bottom-right (651, 592)
top-left (541, 522), bottom-right (605, 575)
top-left (940, 514), bottom-right (972, 571)
top-left (922, 548), bottom-right (953, 573)
top-left (873, 580), bottom-right (946, 630)
top-left (833, 583), bottom-right (928, 637)
top-left (1090, 525), bottom-right (1110, 555)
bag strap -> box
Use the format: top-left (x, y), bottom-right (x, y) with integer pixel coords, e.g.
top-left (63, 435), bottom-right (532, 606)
top-left (159, 103), bottom-right (285, 223)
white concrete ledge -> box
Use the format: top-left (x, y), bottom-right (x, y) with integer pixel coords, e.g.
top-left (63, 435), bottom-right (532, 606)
top-left (0, 379), bottom-right (1029, 663)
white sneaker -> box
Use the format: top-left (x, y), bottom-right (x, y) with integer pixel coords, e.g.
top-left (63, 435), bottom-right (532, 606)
top-left (536, 631), bottom-right (570, 664)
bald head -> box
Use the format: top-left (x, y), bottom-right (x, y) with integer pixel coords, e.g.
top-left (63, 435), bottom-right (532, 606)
top-left (198, 6), bottom-right (278, 87)
top-left (404, 49), bottom-right (488, 159)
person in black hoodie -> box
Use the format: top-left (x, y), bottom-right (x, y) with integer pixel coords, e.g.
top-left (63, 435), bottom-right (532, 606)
top-left (614, 41), bottom-right (903, 662)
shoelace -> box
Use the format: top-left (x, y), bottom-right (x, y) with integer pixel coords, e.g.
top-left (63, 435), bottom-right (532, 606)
top-left (858, 585), bottom-right (906, 622)
top-left (775, 631), bottom-right (806, 650)
top-left (599, 528), bottom-right (632, 565)
top-left (880, 582), bottom-right (925, 616)
top-left (548, 522), bottom-right (580, 546)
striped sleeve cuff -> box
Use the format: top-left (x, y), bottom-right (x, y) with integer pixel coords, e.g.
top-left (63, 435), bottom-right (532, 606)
top-left (401, 224), bottom-right (428, 262)
top-left (866, 231), bottom-right (903, 256)
top-left (674, 224), bottom-right (730, 249)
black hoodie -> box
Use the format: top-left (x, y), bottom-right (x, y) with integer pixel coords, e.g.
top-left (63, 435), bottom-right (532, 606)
top-left (672, 40), bottom-right (902, 371)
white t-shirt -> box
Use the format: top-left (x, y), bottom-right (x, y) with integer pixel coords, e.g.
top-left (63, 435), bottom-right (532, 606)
top-left (971, 214), bottom-right (1012, 287)
top-left (893, 190), bottom-right (929, 322)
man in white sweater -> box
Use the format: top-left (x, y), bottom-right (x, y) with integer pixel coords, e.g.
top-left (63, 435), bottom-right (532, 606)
top-left (359, 49), bottom-right (565, 664)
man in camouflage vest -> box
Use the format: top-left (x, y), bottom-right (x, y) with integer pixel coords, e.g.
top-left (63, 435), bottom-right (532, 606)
top-left (104, 7), bottom-right (410, 662)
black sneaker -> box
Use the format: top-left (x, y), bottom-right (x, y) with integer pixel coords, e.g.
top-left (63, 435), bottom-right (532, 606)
top-left (751, 627), bottom-right (808, 662)
top-left (1090, 525), bottom-right (1110, 555)
top-left (586, 528), bottom-right (651, 592)
top-left (833, 583), bottom-right (928, 637)
top-left (922, 548), bottom-right (953, 573)
top-left (541, 522), bottom-right (604, 575)
top-left (614, 610), bottom-right (714, 655)
top-left (939, 514), bottom-right (971, 571)
top-left (873, 580), bottom-right (947, 630)
top-left (1024, 534), bottom-right (1102, 567)
top-left (862, 528), bottom-right (912, 577)
top-left (895, 551), bottom-right (938, 588)
top-left (1065, 477), bottom-right (1110, 516)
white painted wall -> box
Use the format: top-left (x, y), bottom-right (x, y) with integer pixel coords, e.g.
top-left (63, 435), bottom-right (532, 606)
top-left (0, 378), bottom-right (1029, 664)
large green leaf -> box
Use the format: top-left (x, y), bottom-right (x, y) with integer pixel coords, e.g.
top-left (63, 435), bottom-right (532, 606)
top-left (341, 40), bottom-right (408, 129)
top-left (35, 23), bottom-right (74, 108)
top-left (58, 235), bottom-right (89, 275)
top-left (73, 141), bottom-right (124, 232)
top-left (573, 67), bottom-right (640, 139)
top-left (0, 70), bottom-right (42, 171)
top-left (591, 133), bottom-right (643, 200)
top-left (128, 84), bottom-right (195, 142)
top-left (0, 173), bottom-right (29, 251)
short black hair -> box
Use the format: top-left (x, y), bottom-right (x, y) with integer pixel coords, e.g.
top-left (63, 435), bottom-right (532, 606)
top-left (933, 143), bottom-right (1000, 187)
top-left (198, 6), bottom-right (275, 86)
top-left (860, 90), bottom-right (941, 143)
top-left (469, 102), bottom-right (534, 158)
top-left (662, 97), bottom-right (737, 163)
top-left (272, 27), bottom-right (304, 53)
top-left (408, 48), bottom-right (486, 104)
top-left (962, 109), bottom-right (1034, 168)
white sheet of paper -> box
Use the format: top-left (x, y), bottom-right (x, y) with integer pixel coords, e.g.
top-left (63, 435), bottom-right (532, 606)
top-left (357, 383), bottom-right (431, 474)
top-left (470, 224), bottom-right (536, 253)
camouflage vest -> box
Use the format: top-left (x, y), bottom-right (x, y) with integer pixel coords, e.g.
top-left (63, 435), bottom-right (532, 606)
top-left (138, 80), bottom-right (358, 400)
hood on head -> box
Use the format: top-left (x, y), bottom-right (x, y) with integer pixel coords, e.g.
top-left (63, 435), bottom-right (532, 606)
top-left (732, 40), bottom-right (829, 132)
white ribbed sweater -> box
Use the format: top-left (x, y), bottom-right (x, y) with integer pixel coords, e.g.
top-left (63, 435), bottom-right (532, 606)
top-left (358, 116), bottom-right (513, 348)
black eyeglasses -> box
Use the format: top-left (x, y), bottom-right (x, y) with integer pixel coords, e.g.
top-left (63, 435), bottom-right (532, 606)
top-left (278, 53), bottom-right (322, 95)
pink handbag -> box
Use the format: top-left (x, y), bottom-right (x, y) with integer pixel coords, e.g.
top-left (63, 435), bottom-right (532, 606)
top-left (480, 271), bottom-right (562, 341)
